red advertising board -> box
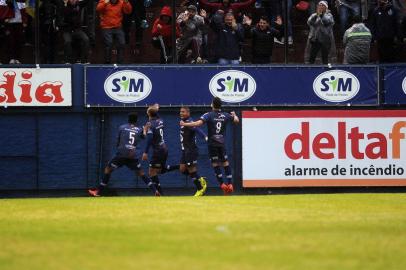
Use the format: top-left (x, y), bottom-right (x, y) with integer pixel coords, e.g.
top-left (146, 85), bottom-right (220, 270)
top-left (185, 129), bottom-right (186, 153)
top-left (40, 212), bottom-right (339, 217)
top-left (242, 110), bottom-right (406, 187)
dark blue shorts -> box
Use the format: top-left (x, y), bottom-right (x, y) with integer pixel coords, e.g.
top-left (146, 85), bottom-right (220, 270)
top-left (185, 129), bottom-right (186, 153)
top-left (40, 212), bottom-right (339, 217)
top-left (180, 149), bottom-right (198, 167)
top-left (108, 156), bottom-right (141, 171)
top-left (149, 148), bottom-right (168, 169)
top-left (208, 145), bottom-right (228, 163)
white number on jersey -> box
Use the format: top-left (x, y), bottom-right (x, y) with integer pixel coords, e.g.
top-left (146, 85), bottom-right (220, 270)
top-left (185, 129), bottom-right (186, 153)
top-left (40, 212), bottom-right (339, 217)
top-left (180, 134), bottom-right (184, 150)
top-left (129, 132), bottom-right (136, 144)
top-left (159, 128), bottom-right (164, 143)
top-left (216, 122), bottom-right (222, 134)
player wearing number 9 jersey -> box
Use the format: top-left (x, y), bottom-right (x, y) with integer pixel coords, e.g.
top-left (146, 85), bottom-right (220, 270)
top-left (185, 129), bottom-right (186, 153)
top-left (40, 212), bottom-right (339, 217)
top-left (88, 112), bottom-right (158, 197)
top-left (142, 104), bottom-right (169, 195)
top-left (180, 97), bottom-right (239, 195)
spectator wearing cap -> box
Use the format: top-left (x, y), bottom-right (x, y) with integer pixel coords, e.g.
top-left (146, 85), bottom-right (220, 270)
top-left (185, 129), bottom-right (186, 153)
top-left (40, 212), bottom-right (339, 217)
top-left (0, 0), bottom-right (28, 64)
top-left (343, 15), bottom-right (371, 64)
top-left (306, 0), bottom-right (335, 64)
top-left (151, 5), bottom-right (181, 63)
top-left (176, 5), bottom-right (208, 63)
top-left (96, 0), bottom-right (132, 64)
top-left (210, 11), bottom-right (244, 64)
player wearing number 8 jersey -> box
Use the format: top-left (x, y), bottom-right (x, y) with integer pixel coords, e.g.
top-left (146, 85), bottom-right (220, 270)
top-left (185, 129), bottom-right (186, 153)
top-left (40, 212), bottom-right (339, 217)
top-left (180, 97), bottom-right (239, 195)
top-left (88, 112), bottom-right (158, 197)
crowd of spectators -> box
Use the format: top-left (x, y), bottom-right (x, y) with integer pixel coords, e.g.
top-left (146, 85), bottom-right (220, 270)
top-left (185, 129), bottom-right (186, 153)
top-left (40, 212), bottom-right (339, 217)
top-left (0, 0), bottom-right (406, 64)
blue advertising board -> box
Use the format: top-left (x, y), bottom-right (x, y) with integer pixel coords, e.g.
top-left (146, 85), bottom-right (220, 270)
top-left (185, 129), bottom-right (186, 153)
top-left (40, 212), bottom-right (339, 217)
top-left (382, 66), bottom-right (406, 105)
top-left (85, 65), bottom-right (378, 107)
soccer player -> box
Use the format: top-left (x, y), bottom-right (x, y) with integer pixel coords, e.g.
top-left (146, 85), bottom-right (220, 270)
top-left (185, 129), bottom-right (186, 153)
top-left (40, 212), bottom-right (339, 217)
top-left (142, 104), bottom-right (169, 195)
top-left (88, 112), bottom-right (158, 197)
top-left (179, 106), bottom-right (208, 196)
top-left (180, 97), bottom-right (239, 195)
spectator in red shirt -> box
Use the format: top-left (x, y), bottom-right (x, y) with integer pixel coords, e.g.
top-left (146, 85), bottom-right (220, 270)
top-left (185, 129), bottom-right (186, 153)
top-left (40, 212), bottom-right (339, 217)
top-left (151, 6), bottom-right (180, 63)
top-left (96, 0), bottom-right (132, 64)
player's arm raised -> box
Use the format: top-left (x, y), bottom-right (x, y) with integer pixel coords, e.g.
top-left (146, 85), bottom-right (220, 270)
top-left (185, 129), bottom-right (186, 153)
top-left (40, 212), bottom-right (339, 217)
top-left (194, 127), bottom-right (208, 142)
top-left (142, 123), bottom-right (152, 160)
top-left (143, 122), bottom-right (151, 136)
top-left (230, 111), bottom-right (240, 124)
top-left (180, 119), bottom-right (204, 127)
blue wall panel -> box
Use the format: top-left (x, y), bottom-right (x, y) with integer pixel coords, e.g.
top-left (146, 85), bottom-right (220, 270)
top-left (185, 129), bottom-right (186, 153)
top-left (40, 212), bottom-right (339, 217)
top-left (37, 114), bottom-right (87, 189)
top-left (86, 114), bottom-right (101, 187)
top-left (0, 115), bottom-right (36, 156)
top-left (0, 157), bottom-right (37, 189)
top-left (0, 115), bottom-right (37, 189)
top-left (382, 65), bottom-right (406, 105)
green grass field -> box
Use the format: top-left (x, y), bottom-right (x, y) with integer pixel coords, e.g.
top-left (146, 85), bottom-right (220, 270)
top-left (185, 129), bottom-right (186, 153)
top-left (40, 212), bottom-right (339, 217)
top-left (1, 194), bottom-right (406, 270)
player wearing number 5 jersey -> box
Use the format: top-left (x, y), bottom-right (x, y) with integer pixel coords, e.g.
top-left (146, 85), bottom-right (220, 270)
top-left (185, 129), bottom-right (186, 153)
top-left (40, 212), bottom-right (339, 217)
top-left (88, 112), bottom-right (158, 197)
top-left (180, 97), bottom-right (239, 195)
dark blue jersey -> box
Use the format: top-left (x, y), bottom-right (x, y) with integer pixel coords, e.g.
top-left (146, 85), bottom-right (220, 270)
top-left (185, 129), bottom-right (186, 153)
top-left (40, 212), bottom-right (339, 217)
top-left (180, 117), bottom-right (206, 151)
top-left (116, 124), bottom-right (144, 158)
top-left (200, 111), bottom-right (234, 146)
top-left (145, 117), bottom-right (167, 153)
